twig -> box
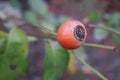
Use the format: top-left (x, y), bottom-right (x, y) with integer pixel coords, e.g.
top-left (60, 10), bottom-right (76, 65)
top-left (89, 24), bottom-right (120, 36)
top-left (30, 22), bottom-right (116, 51)
top-left (3, 16), bottom-right (116, 51)
top-left (25, 20), bottom-right (117, 51)
top-left (68, 50), bottom-right (108, 80)
top-left (30, 22), bottom-right (117, 51)
top-left (83, 43), bottom-right (116, 51)
top-left (82, 16), bottom-right (120, 36)
top-left (30, 22), bottom-right (57, 36)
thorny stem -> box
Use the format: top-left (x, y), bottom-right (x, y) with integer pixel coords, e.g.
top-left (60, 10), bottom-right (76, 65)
top-left (68, 50), bottom-right (108, 80)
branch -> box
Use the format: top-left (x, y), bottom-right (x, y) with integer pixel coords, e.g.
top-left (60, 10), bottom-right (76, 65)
top-left (89, 24), bottom-right (120, 36)
top-left (2, 16), bottom-right (117, 51)
top-left (82, 16), bottom-right (120, 36)
top-left (68, 50), bottom-right (108, 80)
top-left (28, 22), bottom-right (116, 51)
top-left (26, 22), bottom-right (117, 51)
top-left (30, 22), bottom-right (57, 36)
top-left (83, 43), bottom-right (117, 51)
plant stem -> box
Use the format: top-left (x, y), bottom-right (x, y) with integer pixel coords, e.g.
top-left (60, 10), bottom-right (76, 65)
top-left (68, 50), bottom-right (108, 80)
top-left (82, 16), bottom-right (120, 36)
top-left (30, 22), bottom-right (57, 35)
top-left (26, 21), bottom-right (116, 51)
top-left (83, 43), bottom-right (116, 51)
top-left (12, 17), bottom-right (116, 51)
top-left (89, 24), bottom-right (120, 36)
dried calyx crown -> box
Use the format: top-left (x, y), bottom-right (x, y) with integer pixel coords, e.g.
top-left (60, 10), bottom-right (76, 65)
top-left (74, 25), bottom-right (85, 41)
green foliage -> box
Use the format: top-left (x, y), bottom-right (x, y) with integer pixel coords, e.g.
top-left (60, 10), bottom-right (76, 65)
top-left (27, 36), bottom-right (37, 42)
top-left (104, 12), bottom-right (120, 28)
top-left (4, 23), bottom-right (16, 30)
top-left (44, 40), bottom-right (69, 80)
top-left (1, 1), bottom-right (119, 80)
top-left (29, 0), bottom-right (48, 17)
top-left (5, 28), bottom-right (28, 58)
top-left (24, 11), bottom-right (38, 23)
top-left (89, 11), bottom-right (102, 21)
top-left (0, 28), bottom-right (29, 80)
top-left (0, 31), bottom-right (8, 55)
top-left (109, 13), bottom-right (120, 25)
top-left (11, 0), bottom-right (21, 8)
top-left (93, 23), bottom-right (109, 42)
top-left (45, 13), bottom-right (58, 26)
top-left (105, 13), bottom-right (120, 45)
top-left (112, 26), bottom-right (120, 45)
top-left (112, 33), bottom-right (120, 46)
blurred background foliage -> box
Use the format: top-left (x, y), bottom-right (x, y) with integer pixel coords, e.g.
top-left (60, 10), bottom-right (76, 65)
top-left (0, 0), bottom-right (120, 80)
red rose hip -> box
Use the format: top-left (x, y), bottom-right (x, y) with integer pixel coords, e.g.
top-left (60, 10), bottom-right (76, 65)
top-left (57, 20), bottom-right (87, 50)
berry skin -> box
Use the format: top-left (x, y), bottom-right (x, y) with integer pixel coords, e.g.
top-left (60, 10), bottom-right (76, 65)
top-left (57, 20), bottom-right (87, 50)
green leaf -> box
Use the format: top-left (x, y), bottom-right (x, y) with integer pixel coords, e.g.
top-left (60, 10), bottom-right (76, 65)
top-left (5, 28), bottom-right (28, 57)
top-left (4, 23), bottom-right (16, 30)
top-left (89, 11), bottom-right (102, 21)
top-left (27, 36), bottom-right (37, 42)
top-left (110, 13), bottom-right (120, 25)
top-left (11, 0), bottom-right (21, 8)
top-left (0, 31), bottom-right (8, 56)
top-left (93, 23), bottom-right (109, 42)
top-left (29, 0), bottom-right (48, 17)
top-left (45, 13), bottom-right (58, 26)
top-left (24, 11), bottom-right (37, 23)
top-left (44, 40), bottom-right (69, 80)
top-left (112, 33), bottom-right (120, 45)
top-left (0, 28), bottom-right (29, 80)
